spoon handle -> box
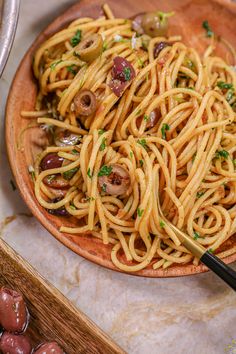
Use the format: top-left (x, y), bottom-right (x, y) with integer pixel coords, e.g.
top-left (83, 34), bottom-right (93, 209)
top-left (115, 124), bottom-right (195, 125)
top-left (201, 251), bottom-right (236, 291)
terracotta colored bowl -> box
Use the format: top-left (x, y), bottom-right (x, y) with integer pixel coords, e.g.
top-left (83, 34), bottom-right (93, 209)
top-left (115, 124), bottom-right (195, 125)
top-left (6, 0), bottom-right (236, 277)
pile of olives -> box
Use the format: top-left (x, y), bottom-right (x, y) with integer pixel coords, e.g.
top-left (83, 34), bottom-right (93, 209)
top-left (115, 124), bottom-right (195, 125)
top-left (0, 287), bottom-right (65, 354)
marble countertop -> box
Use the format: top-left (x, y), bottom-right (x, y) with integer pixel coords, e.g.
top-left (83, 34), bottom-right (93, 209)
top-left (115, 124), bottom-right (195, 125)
top-left (1, 1), bottom-right (236, 353)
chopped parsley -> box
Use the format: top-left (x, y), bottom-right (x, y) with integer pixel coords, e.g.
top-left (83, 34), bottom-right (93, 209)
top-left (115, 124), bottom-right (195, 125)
top-left (202, 20), bottom-right (214, 38)
top-left (47, 174), bottom-right (56, 183)
top-left (161, 123), bottom-right (170, 140)
top-left (63, 167), bottom-right (79, 180)
top-left (98, 129), bottom-right (106, 135)
top-left (67, 65), bottom-right (78, 75)
top-left (98, 165), bottom-right (112, 177)
top-left (196, 191), bottom-right (205, 198)
top-left (70, 203), bottom-right (77, 210)
top-left (139, 159), bottom-right (144, 167)
top-left (101, 183), bottom-right (107, 192)
top-left (86, 196), bottom-right (95, 202)
top-left (215, 149), bottom-right (229, 160)
top-left (137, 207), bottom-right (144, 217)
top-left (50, 60), bottom-right (62, 70)
top-left (143, 114), bottom-right (149, 122)
top-left (136, 109), bottom-right (141, 116)
top-left (102, 41), bottom-right (108, 52)
top-left (124, 67), bottom-right (131, 81)
top-left (160, 220), bottom-right (165, 228)
top-left (137, 139), bottom-right (147, 149)
top-left (10, 179), bottom-right (16, 191)
top-left (193, 231), bottom-right (200, 240)
top-left (217, 81), bottom-right (233, 90)
top-left (130, 151), bottom-right (133, 158)
top-left (72, 149), bottom-right (79, 155)
top-left (71, 30), bottom-right (82, 47)
top-left (137, 57), bottom-right (144, 68)
top-left (208, 248), bottom-right (214, 254)
top-left (87, 168), bottom-right (92, 179)
top-left (100, 137), bottom-right (106, 151)
top-left (226, 90), bottom-right (235, 102)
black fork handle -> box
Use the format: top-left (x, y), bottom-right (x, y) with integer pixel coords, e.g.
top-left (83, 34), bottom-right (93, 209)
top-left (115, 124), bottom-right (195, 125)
top-left (201, 251), bottom-right (236, 291)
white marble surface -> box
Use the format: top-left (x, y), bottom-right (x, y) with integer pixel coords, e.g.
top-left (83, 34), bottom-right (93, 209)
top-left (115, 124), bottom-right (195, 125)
top-left (1, 1), bottom-right (236, 353)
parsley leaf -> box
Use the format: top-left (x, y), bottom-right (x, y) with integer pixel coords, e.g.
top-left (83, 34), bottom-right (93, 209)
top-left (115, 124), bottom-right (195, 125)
top-left (226, 90), bottom-right (235, 102)
top-left (202, 20), bottom-right (214, 38)
top-left (50, 60), bottom-right (62, 70)
top-left (98, 165), bottom-right (112, 177)
top-left (72, 149), bottom-right (79, 154)
top-left (160, 220), bottom-right (165, 228)
top-left (143, 114), bottom-right (149, 122)
top-left (137, 207), bottom-right (144, 217)
top-left (208, 248), bottom-right (214, 254)
top-left (139, 159), bottom-right (144, 167)
top-left (100, 137), bottom-right (106, 151)
top-left (217, 81), bottom-right (233, 90)
top-left (161, 123), bottom-right (170, 140)
top-left (98, 129), bottom-right (106, 135)
top-left (215, 150), bottom-right (229, 159)
top-left (124, 67), bottom-right (131, 81)
top-left (71, 30), bottom-right (82, 47)
top-left (130, 151), bottom-right (133, 158)
top-left (196, 191), bottom-right (205, 198)
top-left (137, 57), bottom-right (144, 68)
top-left (136, 109), bottom-right (141, 116)
top-left (87, 168), bottom-right (92, 179)
top-left (193, 231), bottom-right (200, 240)
top-left (67, 65), bottom-right (78, 75)
top-left (63, 167), bottom-right (79, 180)
top-left (137, 139), bottom-right (147, 149)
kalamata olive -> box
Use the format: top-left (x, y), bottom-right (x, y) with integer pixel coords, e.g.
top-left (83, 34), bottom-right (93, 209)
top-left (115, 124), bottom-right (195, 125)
top-left (153, 41), bottom-right (170, 58)
top-left (98, 164), bottom-right (130, 195)
top-left (46, 197), bottom-right (69, 217)
top-left (141, 11), bottom-right (174, 38)
top-left (109, 57), bottom-right (136, 97)
top-left (74, 89), bottom-right (97, 117)
top-left (40, 153), bottom-right (64, 171)
top-left (131, 13), bottom-right (145, 35)
top-left (0, 288), bottom-right (28, 333)
top-left (0, 332), bottom-right (32, 354)
top-left (54, 128), bottom-right (81, 147)
top-left (34, 342), bottom-right (64, 354)
top-left (43, 175), bottom-right (69, 189)
top-left (137, 108), bottom-right (160, 129)
top-left (111, 57), bottom-right (135, 83)
top-left (76, 33), bottom-right (103, 62)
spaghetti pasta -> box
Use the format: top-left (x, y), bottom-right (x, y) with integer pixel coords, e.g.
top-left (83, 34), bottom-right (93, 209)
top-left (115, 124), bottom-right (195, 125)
top-left (23, 4), bottom-right (236, 272)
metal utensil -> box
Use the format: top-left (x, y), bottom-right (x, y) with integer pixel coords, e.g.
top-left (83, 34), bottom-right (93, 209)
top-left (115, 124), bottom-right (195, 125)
top-left (157, 192), bottom-right (236, 290)
top-left (0, 0), bottom-right (20, 77)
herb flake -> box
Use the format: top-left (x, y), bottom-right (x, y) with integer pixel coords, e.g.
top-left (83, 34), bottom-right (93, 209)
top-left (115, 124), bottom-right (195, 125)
top-left (161, 123), bottom-right (170, 140)
top-left (98, 165), bottom-right (112, 177)
top-left (71, 30), bottom-right (82, 47)
top-left (137, 207), bottom-right (144, 217)
top-left (202, 20), bottom-right (214, 38)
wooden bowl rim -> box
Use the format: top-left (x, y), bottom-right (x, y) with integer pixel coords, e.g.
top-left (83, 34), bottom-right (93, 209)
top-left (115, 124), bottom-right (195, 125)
top-left (5, 0), bottom-right (236, 278)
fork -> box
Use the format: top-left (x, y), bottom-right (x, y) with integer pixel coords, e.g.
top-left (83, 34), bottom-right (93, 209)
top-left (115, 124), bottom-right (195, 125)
top-left (157, 195), bottom-right (236, 291)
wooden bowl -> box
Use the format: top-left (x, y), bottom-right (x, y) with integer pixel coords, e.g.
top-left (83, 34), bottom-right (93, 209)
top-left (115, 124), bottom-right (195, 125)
top-left (5, 0), bottom-right (236, 277)
top-left (0, 238), bottom-right (124, 354)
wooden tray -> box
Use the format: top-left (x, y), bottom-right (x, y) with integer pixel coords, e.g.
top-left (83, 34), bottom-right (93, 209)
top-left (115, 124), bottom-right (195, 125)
top-left (0, 238), bottom-right (125, 353)
top-left (5, 0), bottom-right (236, 277)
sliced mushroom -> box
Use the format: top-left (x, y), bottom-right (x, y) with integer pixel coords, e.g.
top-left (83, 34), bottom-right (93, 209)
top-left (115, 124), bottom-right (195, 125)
top-left (74, 89), bottom-right (97, 117)
top-left (54, 128), bottom-right (81, 146)
top-left (76, 33), bottom-right (103, 62)
top-left (98, 164), bottom-right (131, 195)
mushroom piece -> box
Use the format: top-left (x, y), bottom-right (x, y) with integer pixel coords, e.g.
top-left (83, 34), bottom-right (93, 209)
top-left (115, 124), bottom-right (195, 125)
top-left (76, 33), bottom-right (103, 62)
top-left (74, 89), bottom-right (97, 117)
top-left (98, 164), bottom-right (131, 195)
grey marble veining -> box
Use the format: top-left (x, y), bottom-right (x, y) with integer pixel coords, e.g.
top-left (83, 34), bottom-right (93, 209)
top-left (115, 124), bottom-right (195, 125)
top-left (0, 1), bottom-right (236, 353)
